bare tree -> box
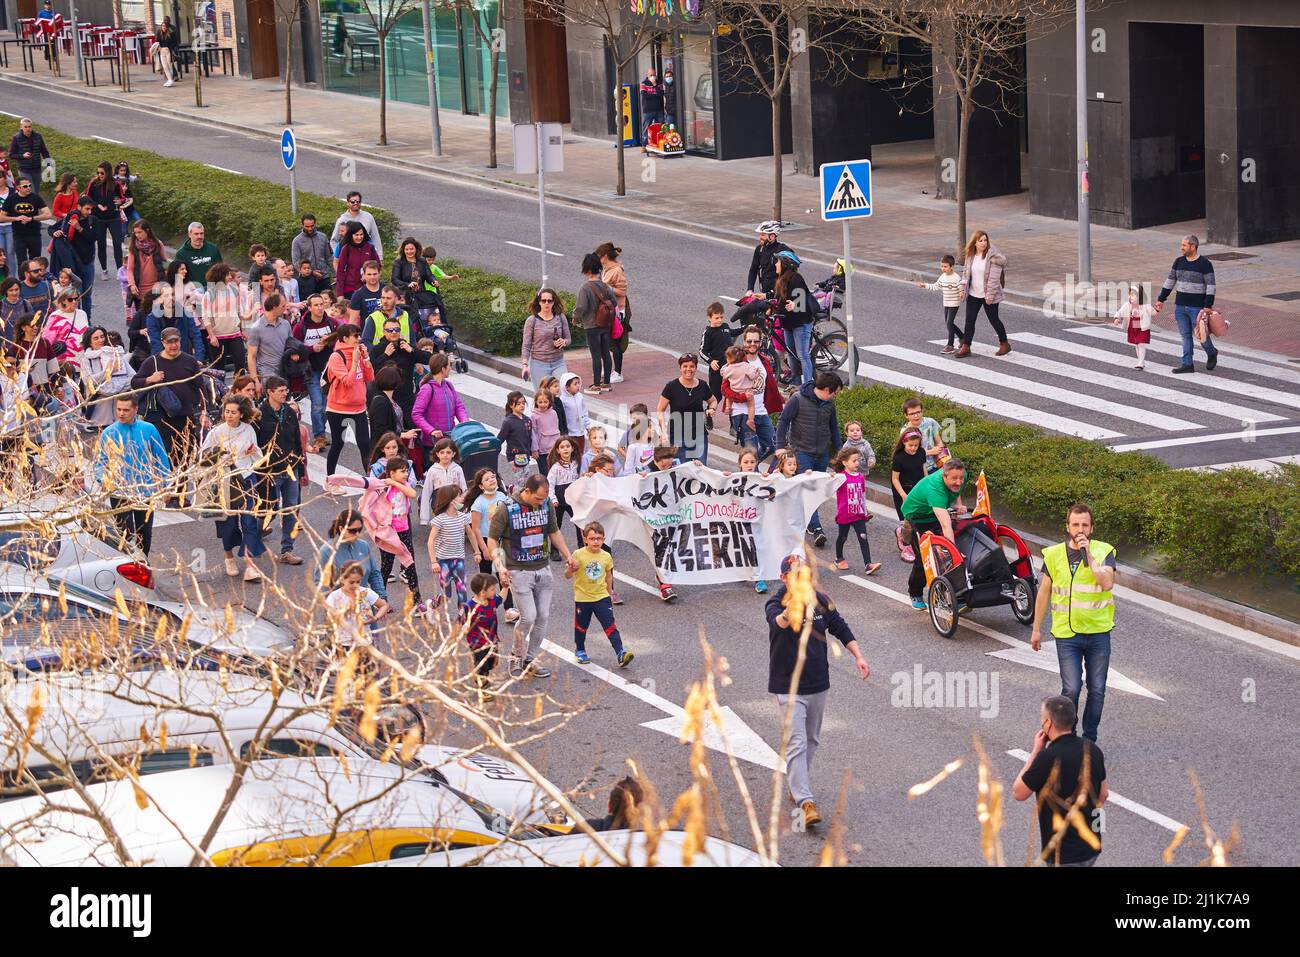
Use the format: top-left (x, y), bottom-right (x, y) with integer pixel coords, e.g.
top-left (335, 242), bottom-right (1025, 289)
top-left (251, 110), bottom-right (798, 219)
top-left (536, 0), bottom-right (659, 197)
top-left (710, 1), bottom-right (855, 222)
top-left (272, 0), bottom-right (307, 125)
top-left (111, 0), bottom-right (133, 93)
top-left (445, 0), bottom-right (509, 168)
top-left (360, 0), bottom-right (423, 146)
top-left (847, 0), bottom-right (1078, 249)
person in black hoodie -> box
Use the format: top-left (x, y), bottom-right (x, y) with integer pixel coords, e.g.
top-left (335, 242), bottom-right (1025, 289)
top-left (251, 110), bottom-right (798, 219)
top-left (254, 375), bottom-right (306, 565)
top-left (766, 554), bottom-right (870, 830)
top-left (698, 301), bottom-right (731, 405)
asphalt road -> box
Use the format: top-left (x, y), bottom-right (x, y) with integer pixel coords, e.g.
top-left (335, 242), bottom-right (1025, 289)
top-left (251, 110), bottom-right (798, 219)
top-left (129, 373), bottom-right (1300, 867)
top-left (16, 83), bottom-right (1300, 866)
top-left (19, 81), bottom-right (1300, 473)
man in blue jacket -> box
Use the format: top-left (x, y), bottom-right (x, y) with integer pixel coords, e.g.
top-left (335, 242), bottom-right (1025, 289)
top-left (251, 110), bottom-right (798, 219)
top-left (767, 554), bottom-right (870, 830)
top-left (95, 395), bottom-right (172, 556)
top-left (776, 371), bottom-right (843, 547)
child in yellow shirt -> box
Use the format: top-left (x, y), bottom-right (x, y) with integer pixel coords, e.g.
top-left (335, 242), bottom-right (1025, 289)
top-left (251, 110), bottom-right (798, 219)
top-left (566, 521), bottom-right (633, 668)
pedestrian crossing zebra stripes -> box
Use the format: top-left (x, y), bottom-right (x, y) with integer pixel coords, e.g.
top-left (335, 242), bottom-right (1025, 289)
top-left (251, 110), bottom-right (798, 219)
top-left (1066, 325), bottom-right (1300, 388)
top-left (870, 345), bottom-right (1202, 432)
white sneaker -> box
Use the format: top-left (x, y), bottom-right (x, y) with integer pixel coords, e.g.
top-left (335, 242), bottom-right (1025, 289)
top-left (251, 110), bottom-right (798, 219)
top-left (163, 79), bottom-right (175, 87)
top-left (609, 372), bottom-right (624, 384)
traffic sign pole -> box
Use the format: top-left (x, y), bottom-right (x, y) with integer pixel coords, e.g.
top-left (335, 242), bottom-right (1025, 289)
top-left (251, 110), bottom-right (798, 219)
top-left (843, 220), bottom-right (855, 388)
top-left (290, 168), bottom-right (297, 216)
top-left (537, 123), bottom-right (548, 287)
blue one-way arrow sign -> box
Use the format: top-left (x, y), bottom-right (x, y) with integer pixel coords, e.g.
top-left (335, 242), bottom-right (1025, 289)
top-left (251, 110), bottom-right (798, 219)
top-left (280, 127), bottom-right (296, 171)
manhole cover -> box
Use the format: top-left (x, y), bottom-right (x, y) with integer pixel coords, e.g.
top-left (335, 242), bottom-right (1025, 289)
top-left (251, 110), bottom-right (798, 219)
top-left (1204, 251), bottom-right (1257, 262)
top-left (1264, 291), bottom-right (1300, 302)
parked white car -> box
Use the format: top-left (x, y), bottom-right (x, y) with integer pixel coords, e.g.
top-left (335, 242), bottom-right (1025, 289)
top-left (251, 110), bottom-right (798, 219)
top-left (0, 567), bottom-right (293, 671)
top-left (0, 756), bottom-right (509, 866)
top-left (0, 671), bottom-right (567, 833)
top-left (369, 829), bottom-right (769, 867)
top-left (0, 504), bottom-right (155, 600)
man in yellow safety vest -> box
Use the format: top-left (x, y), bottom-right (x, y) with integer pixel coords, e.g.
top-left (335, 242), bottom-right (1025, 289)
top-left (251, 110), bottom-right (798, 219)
top-left (1030, 503), bottom-right (1116, 742)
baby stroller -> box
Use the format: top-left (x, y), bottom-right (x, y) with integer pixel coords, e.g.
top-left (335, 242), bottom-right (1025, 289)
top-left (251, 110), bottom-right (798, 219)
top-left (422, 311), bottom-right (469, 374)
top-left (451, 420), bottom-right (500, 478)
top-left (921, 511), bottom-right (1036, 639)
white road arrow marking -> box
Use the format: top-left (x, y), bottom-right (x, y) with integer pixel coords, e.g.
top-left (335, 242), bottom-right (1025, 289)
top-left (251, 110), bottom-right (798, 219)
top-left (841, 576), bottom-right (1163, 701)
top-left (986, 644), bottom-right (1162, 701)
top-left (1007, 749), bottom-right (1186, 832)
top-left (539, 638), bottom-right (783, 771)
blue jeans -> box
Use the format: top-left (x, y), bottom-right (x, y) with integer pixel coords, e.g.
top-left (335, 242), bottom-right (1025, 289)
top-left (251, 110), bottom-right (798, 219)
top-left (675, 431), bottom-right (709, 466)
top-left (733, 412), bottom-right (776, 463)
top-left (1174, 304), bottom-right (1217, 367)
top-left (796, 450), bottom-right (829, 532)
top-left (1055, 630), bottom-right (1111, 742)
top-left (0, 223), bottom-right (13, 270)
top-left (215, 476), bottom-right (267, 559)
top-left (642, 109), bottom-right (664, 145)
top-left (789, 322), bottom-right (814, 385)
top-left (528, 356), bottom-right (566, 386)
top-left (74, 259), bottom-right (96, 320)
top-left (266, 473), bottom-right (301, 553)
top-left (304, 372), bottom-right (326, 439)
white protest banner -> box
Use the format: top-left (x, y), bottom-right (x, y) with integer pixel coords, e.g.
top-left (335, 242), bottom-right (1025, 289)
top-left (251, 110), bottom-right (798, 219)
top-left (566, 462), bottom-right (842, 584)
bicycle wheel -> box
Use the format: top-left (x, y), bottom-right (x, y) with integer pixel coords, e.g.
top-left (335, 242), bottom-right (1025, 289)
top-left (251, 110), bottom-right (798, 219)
top-left (812, 331), bottom-right (850, 372)
top-left (814, 314), bottom-right (847, 340)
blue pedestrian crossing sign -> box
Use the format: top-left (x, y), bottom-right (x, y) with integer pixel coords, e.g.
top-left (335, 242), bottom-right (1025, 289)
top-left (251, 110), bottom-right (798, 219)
top-left (280, 128), bottom-right (296, 171)
top-left (820, 160), bottom-right (872, 221)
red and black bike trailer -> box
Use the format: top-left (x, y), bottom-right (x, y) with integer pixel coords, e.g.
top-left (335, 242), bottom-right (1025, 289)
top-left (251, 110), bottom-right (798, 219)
top-left (921, 513), bottom-right (1037, 638)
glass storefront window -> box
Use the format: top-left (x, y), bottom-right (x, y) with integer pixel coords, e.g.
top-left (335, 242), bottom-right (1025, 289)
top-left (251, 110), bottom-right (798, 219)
top-left (681, 31), bottom-right (714, 154)
top-left (320, 1), bottom-right (506, 117)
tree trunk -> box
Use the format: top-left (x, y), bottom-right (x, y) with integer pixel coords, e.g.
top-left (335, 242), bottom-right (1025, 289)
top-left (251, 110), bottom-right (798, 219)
top-left (284, 20), bottom-right (295, 125)
top-left (614, 83), bottom-right (626, 196)
top-left (378, 31), bottom-right (388, 146)
top-left (488, 48), bottom-right (499, 168)
top-left (771, 96), bottom-right (783, 222)
top-left (956, 91), bottom-right (971, 253)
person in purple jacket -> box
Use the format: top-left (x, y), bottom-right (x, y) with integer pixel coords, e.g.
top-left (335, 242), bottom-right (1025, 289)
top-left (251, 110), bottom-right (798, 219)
top-left (412, 353), bottom-right (468, 450)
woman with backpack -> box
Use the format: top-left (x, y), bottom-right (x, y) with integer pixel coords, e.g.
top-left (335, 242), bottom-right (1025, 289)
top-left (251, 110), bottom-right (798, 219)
top-left (574, 253), bottom-right (617, 394)
top-left (595, 242), bottom-right (629, 383)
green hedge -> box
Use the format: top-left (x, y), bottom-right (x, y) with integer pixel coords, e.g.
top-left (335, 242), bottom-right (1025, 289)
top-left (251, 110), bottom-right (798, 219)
top-left (835, 383), bottom-right (1300, 580)
top-left (435, 262), bottom-right (581, 356)
top-left (39, 130), bottom-right (400, 269)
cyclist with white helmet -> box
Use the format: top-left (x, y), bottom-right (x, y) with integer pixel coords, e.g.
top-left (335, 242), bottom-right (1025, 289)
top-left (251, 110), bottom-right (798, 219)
top-left (736, 221), bottom-right (794, 327)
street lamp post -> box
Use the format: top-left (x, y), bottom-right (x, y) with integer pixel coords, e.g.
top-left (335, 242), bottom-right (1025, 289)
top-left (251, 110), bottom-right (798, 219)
top-left (1076, 0), bottom-right (1091, 289)
top-left (420, 0), bottom-right (443, 157)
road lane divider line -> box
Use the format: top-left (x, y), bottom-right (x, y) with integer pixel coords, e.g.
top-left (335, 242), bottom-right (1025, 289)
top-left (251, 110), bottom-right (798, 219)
top-left (1006, 748), bottom-right (1187, 833)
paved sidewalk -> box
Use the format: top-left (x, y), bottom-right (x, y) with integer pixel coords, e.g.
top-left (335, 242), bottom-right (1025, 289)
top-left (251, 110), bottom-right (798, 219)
top-left (6, 60), bottom-right (1299, 357)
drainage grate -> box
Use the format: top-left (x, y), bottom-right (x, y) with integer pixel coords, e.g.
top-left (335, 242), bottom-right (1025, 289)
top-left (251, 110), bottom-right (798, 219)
top-left (1204, 252), bottom-right (1257, 262)
top-left (1264, 291), bottom-right (1300, 302)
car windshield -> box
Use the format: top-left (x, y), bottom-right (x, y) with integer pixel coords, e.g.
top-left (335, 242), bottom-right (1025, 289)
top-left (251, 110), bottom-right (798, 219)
top-left (0, 591), bottom-right (208, 674)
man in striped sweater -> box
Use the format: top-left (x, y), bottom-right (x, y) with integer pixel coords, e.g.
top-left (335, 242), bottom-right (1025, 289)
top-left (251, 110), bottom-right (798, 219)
top-left (1154, 234), bottom-right (1218, 374)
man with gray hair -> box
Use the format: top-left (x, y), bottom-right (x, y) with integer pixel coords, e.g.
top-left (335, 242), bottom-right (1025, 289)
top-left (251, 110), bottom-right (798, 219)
top-left (1154, 234), bottom-right (1218, 374)
top-left (1013, 695), bottom-right (1109, 867)
top-left (7, 117), bottom-right (49, 186)
top-left (171, 222), bottom-right (223, 288)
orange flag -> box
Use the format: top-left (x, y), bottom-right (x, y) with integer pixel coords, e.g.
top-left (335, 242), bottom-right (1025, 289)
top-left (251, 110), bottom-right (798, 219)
top-left (972, 470), bottom-right (991, 519)
top-left (920, 532), bottom-right (937, 587)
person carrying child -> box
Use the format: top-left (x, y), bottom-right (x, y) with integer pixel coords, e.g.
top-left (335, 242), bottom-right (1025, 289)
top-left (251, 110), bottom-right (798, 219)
top-left (1112, 282), bottom-right (1154, 370)
top-left (567, 521), bottom-right (633, 667)
top-left (915, 253), bottom-right (963, 353)
top-left (832, 446), bottom-right (881, 575)
top-left (719, 344), bottom-right (762, 435)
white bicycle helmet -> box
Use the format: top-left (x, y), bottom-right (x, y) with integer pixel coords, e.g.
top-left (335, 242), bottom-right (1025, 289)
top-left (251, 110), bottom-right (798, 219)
top-left (755, 220), bottom-right (783, 235)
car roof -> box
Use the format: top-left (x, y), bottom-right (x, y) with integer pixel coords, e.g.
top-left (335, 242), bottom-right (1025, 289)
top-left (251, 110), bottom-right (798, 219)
top-left (0, 757), bottom-right (488, 866)
top-left (8, 672), bottom-right (341, 761)
top-left (369, 829), bottom-right (769, 867)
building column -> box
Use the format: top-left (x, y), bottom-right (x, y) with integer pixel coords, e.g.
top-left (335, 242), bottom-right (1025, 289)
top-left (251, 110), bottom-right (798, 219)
top-left (1203, 25), bottom-right (1240, 246)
